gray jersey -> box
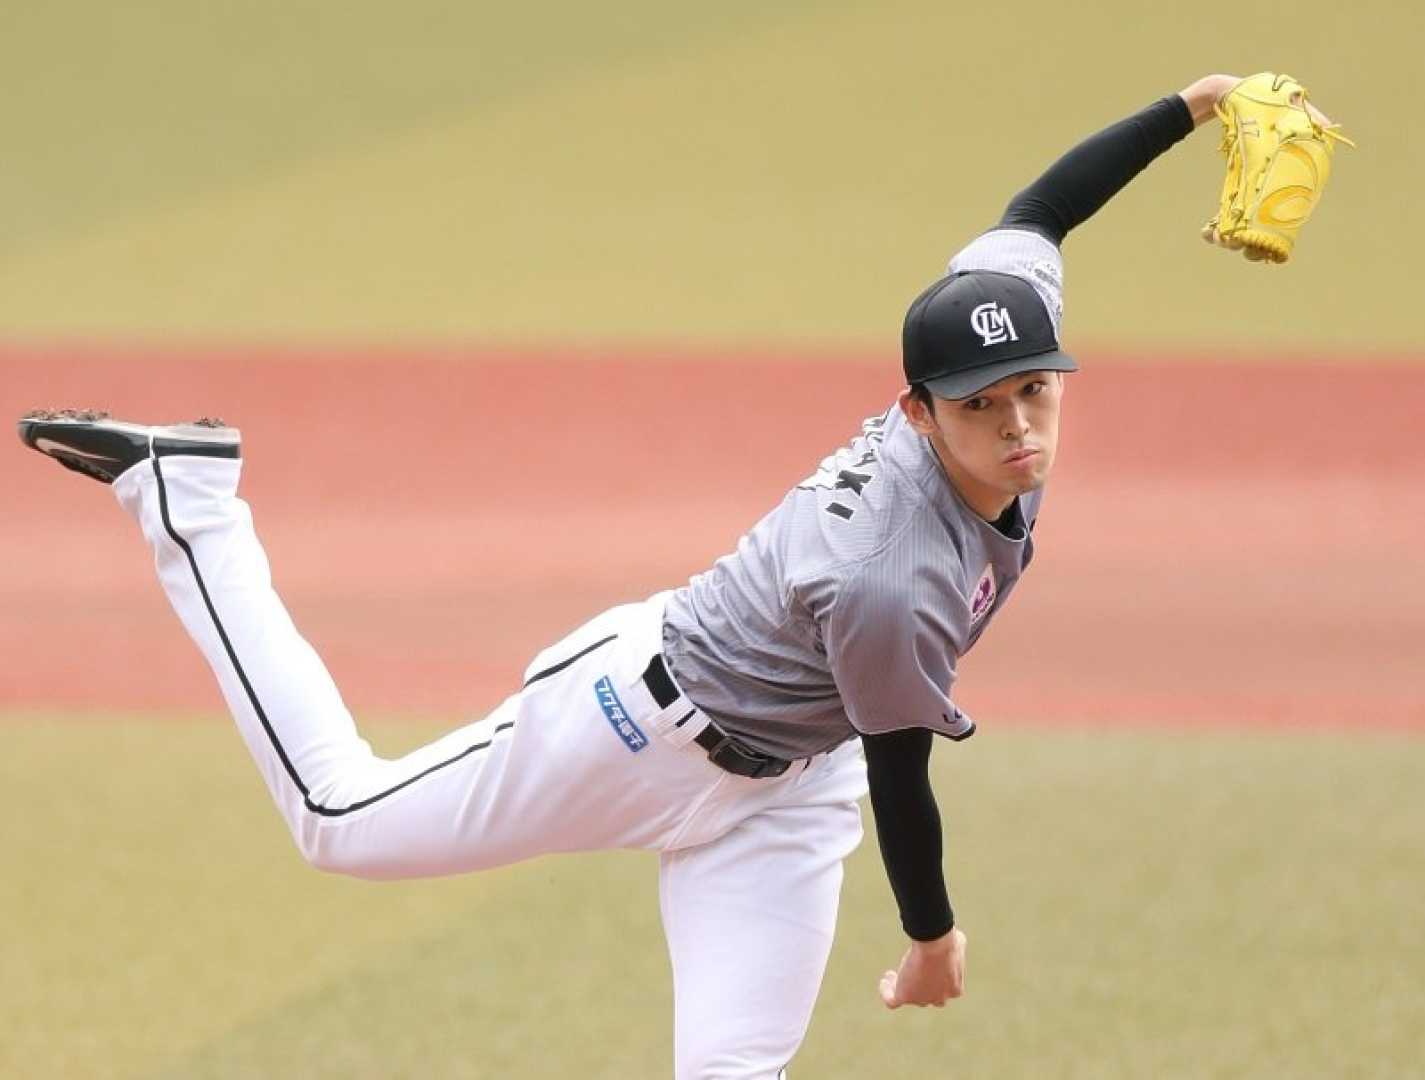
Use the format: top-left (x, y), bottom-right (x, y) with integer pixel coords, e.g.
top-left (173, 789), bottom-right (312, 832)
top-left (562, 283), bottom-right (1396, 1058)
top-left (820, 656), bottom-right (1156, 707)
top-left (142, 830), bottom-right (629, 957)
top-left (661, 229), bottom-right (1062, 759)
top-left (662, 406), bottom-right (1042, 758)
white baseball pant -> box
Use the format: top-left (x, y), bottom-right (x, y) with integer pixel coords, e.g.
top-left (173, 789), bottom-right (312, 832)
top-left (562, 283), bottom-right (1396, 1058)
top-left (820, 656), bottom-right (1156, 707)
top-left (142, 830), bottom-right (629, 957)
top-left (113, 452), bottom-right (868, 1080)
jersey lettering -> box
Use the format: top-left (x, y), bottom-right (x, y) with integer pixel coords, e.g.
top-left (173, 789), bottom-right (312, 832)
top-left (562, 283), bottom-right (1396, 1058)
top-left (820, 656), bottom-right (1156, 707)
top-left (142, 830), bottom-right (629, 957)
top-left (834, 469), bottom-right (872, 496)
top-left (796, 414), bottom-right (888, 520)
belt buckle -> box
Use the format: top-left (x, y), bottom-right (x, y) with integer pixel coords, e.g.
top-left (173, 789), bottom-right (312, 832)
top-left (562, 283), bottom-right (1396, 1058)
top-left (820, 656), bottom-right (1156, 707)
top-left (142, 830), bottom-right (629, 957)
top-left (706, 735), bottom-right (791, 779)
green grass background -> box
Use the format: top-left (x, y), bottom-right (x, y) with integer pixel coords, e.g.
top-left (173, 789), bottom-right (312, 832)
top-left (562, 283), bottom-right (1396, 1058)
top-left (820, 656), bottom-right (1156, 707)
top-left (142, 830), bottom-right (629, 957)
top-left (0, 1), bottom-right (1418, 351)
top-left (4, 718), bottom-right (1420, 1079)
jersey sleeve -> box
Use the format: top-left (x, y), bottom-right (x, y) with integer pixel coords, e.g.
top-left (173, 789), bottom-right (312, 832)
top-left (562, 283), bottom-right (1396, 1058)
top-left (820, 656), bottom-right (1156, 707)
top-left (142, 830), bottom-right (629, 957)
top-left (821, 535), bottom-right (976, 741)
top-left (948, 229), bottom-right (1065, 341)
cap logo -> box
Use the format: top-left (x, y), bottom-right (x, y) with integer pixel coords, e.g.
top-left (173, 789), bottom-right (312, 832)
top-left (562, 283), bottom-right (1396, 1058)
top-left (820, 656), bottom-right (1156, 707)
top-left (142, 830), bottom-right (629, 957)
top-left (970, 302), bottom-right (1018, 347)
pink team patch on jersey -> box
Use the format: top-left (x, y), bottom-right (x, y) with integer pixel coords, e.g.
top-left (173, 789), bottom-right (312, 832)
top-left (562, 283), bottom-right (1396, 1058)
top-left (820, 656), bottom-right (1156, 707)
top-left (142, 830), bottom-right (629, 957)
top-left (970, 564), bottom-right (997, 625)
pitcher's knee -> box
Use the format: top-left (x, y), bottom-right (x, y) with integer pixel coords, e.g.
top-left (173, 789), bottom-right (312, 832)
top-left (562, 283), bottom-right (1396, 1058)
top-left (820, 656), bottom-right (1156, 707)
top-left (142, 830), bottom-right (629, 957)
top-left (292, 816), bottom-right (453, 880)
top-left (297, 823), bottom-right (413, 878)
top-left (676, 1045), bottom-right (791, 1080)
top-left (300, 837), bottom-right (360, 876)
top-left (287, 815), bottom-right (385, 878)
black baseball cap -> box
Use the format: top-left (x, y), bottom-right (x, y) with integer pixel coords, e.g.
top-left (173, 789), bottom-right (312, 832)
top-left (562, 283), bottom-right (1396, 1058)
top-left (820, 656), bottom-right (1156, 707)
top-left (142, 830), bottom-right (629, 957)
top-left (902, 270), bottom-right (1077, 399)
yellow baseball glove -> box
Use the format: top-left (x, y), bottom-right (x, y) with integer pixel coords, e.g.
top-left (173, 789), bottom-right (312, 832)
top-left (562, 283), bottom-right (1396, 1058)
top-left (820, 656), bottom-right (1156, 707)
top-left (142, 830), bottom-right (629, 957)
top-left (1202, 72), bottom-right (1353, 264)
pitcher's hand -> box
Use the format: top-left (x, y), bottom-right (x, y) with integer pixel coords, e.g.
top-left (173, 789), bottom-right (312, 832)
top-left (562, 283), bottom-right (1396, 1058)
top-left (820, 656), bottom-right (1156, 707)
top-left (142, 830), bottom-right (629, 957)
top-left (878, 927), bottom-right (967, 1009)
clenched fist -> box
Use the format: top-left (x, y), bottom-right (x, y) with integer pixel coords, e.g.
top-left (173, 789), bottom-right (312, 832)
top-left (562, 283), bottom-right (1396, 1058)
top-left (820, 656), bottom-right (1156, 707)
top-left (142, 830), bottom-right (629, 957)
top-left (878, 927), bottom-right (967, 1009)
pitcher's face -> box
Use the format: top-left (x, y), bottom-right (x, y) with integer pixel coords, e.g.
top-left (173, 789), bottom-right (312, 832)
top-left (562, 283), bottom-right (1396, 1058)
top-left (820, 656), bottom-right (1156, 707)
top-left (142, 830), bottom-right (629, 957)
top-left (899, 371), bottom-right (1064, 521)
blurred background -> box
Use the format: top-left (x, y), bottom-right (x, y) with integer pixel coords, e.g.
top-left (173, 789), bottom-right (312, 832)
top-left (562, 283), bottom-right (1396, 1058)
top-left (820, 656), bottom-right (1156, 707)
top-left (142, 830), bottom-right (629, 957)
top-left (2, 3), bottom-right (1422, 1078)
top-left (0, 0), bottom-right (1417, 350)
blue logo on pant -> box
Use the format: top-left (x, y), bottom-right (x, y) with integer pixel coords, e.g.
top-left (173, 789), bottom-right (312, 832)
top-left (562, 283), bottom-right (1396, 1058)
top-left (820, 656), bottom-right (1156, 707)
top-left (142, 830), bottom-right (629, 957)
top-left (594, 676), bottom-right (649, 753)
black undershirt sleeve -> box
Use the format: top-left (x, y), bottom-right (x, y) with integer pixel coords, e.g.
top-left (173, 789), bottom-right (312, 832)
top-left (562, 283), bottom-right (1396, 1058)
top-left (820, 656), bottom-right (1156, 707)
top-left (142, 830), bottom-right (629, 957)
top-left (862, 727), bottom-right (953, 941)
top-left (999, 95), bottom-right (1194, 245)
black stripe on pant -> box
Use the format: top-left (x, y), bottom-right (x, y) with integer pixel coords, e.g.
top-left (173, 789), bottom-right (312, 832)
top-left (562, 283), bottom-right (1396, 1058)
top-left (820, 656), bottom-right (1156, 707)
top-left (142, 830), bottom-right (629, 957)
top-left (152, 457), bottom-right (615, 818)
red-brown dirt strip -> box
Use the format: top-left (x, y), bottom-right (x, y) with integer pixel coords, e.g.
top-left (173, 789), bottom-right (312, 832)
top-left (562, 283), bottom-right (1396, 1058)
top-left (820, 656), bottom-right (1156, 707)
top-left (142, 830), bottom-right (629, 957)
top-left (2, 344), bottom-right (1422, 732)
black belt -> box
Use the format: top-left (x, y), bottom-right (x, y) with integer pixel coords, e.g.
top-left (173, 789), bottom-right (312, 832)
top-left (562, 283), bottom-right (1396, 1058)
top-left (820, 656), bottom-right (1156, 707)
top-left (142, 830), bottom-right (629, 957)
top-left (641, 654), bottom-right (792, 779)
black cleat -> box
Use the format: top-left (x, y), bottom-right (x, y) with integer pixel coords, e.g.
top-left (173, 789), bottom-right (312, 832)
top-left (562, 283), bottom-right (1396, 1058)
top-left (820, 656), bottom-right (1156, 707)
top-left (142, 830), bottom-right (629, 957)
top-left (17, 409), bottom-right (241, 484)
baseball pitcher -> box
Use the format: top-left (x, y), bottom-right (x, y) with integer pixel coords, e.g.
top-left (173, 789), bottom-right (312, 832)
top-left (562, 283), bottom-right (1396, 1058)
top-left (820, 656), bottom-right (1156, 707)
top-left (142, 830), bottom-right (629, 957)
top-left (17, 72), bottom-right (1344, 1078)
